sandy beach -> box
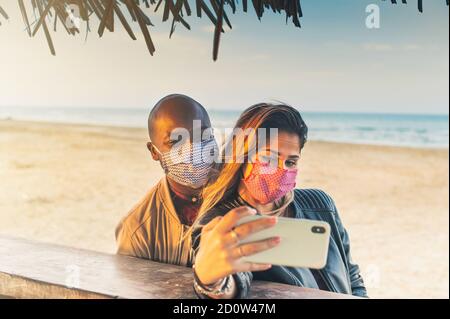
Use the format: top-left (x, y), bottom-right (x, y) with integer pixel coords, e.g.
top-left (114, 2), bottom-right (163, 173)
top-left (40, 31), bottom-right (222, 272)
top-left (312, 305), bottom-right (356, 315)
top-left (0, 119), bottom-right (448, 299)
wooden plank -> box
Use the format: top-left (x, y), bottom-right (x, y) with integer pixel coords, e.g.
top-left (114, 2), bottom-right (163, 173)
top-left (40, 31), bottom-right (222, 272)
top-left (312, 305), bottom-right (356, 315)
top-left (0, 235), bottom-right (356, 299)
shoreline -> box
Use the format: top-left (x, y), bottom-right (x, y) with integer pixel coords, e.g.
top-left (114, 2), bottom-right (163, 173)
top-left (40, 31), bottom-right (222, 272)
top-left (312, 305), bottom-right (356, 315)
top-left (1, 118), bottom-right (448, 151)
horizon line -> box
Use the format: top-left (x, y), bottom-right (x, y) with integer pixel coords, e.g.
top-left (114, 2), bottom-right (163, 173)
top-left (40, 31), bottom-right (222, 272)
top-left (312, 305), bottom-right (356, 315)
top-left (1, 105), bottom-right (449, 117)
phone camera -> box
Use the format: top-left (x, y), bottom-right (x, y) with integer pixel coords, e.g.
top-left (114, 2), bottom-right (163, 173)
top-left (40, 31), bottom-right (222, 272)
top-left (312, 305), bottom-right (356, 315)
top-left (312, 226), bottom-right (326, 234)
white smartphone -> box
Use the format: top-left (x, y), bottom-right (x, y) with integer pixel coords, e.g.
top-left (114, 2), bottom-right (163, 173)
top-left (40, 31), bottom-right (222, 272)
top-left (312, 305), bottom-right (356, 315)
top-left (235, 215), bottom-right (331, 269)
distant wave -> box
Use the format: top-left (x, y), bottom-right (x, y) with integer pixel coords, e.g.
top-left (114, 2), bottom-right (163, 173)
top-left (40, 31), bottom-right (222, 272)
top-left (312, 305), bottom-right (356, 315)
top-left (1, 106), bottom-right (448, 149)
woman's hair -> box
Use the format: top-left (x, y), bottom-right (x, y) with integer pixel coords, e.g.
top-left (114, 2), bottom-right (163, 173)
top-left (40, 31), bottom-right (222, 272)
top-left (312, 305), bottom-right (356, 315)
top-left (194, 102), bottom-right (308, 228)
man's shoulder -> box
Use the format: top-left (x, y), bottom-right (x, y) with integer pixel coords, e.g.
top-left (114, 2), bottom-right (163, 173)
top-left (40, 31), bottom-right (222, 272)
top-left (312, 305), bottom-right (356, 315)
top-left (115, 180), bottom-right (164, 238)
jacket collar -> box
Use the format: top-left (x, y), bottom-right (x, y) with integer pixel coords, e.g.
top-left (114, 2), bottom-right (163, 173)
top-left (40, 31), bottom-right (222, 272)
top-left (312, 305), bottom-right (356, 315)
top-left (158, 177), bottom-right (184, 226)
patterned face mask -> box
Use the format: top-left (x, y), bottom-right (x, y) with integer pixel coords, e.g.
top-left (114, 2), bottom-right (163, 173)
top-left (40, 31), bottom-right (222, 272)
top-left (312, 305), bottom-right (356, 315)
top-left (243, 160), bottom-right (298, 205)
top-left (154, 138), bottom-right (218, 189)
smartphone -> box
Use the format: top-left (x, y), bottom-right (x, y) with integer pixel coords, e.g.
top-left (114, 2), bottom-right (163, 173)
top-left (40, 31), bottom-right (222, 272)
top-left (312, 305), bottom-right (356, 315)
top-left (235, 215), bottom-right (331, 269)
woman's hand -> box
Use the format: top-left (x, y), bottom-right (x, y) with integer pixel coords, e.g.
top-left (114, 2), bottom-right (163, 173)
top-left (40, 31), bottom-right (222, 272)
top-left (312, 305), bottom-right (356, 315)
top-left (194, 206), bottom-right (281, 286)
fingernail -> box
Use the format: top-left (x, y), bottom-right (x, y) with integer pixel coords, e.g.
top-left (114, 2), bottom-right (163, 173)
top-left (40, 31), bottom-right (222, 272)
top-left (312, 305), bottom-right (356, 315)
top-left (272, 237), bottom-right (281, 244)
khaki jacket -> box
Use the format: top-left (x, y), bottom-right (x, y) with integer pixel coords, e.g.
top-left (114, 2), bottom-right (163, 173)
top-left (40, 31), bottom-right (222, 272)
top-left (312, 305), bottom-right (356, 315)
top-left (115, 178), bottom-right (193, 266)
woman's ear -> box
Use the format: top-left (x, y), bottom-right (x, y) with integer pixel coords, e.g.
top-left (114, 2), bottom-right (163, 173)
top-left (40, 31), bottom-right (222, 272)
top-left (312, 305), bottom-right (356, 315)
top-left (147, 142), bottom-right (160, 161)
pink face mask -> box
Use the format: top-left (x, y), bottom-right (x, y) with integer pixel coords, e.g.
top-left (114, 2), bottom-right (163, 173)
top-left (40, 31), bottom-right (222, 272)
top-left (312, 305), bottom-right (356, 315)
top-left (243, 161), bottom-right (298, 205)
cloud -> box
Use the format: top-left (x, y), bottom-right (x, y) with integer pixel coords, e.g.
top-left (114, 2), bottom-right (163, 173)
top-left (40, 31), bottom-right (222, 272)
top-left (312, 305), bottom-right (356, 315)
top-left (201, 24), bottom-right (235, 33)
top-left (362, 43), bottom-right (394, 52)
top-left (362, 42), bottom-right (423, 52)
top-left (402, 44), bottom-right (422, 51)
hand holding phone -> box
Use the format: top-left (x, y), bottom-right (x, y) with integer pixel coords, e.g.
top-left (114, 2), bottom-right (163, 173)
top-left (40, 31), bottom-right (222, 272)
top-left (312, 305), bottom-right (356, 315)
top-left (194, 207), bottom-right (280, 286)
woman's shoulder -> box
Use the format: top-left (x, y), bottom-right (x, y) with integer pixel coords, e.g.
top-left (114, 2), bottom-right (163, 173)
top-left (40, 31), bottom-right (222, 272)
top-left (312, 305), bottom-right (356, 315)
top-left (292, 188), bottom-right (337, 213)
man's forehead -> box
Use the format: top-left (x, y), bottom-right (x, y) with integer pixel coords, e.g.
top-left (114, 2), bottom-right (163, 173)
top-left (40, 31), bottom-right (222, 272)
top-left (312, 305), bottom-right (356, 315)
top-left (151, 118), bottom-right (212, 145)
top-left (153, 115), bottom-right (209, 132)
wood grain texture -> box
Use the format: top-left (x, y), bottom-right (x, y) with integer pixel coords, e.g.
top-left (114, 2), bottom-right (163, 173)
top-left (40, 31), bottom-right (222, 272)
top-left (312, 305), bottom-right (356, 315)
top-left (0, 235), bottom-right (356, 299)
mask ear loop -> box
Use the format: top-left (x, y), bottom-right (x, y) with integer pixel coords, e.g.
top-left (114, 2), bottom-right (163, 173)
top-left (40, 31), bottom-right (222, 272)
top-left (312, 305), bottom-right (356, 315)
top-left (151, 143), bottom-right (171, 174)
top-left (150, 142), bottom-right (163, 156)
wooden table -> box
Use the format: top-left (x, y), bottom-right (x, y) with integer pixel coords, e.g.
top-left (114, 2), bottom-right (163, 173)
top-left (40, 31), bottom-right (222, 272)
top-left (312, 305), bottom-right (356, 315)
top-left (0, 235), bottom-right (356, 299)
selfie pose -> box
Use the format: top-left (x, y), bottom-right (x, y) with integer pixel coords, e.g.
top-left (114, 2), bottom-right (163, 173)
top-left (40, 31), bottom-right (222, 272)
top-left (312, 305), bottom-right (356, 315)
top-left (191, 103), bottom-right (368, 299)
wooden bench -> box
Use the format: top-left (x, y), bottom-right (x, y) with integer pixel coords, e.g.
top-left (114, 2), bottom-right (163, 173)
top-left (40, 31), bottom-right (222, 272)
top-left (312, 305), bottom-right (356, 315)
top-left (0, 235), bottom-right (356, 299)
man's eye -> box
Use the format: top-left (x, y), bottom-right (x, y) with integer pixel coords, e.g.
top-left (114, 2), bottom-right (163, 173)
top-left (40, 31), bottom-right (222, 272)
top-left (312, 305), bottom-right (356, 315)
top-left (169, 137), bottom-right (185, 145)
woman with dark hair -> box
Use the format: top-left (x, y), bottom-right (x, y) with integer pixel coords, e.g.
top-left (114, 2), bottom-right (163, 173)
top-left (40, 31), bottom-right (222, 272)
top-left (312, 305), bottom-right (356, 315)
top-left (190, 103), bottom-right (367, 299)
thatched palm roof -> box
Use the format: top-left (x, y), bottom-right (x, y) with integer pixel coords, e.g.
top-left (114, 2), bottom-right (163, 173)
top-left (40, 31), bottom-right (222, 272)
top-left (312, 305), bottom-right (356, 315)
top-left (0, 1), bottom-right (448, 60)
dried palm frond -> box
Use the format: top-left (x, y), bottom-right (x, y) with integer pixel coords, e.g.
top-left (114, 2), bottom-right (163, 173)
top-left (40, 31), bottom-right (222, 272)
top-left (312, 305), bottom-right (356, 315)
top-left (0, 4), bottom-right (9, 26)
top-left (0, 1), bottom-right (448, 60)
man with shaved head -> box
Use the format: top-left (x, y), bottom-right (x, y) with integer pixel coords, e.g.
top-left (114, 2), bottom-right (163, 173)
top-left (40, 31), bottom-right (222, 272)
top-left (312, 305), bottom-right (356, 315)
top-left (115, 94), bottom-right (218, 266)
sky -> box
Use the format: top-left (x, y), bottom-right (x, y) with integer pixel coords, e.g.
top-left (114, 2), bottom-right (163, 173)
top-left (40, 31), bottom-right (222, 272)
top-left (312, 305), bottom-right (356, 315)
top-left (0, 0), bottom-right (448, 114)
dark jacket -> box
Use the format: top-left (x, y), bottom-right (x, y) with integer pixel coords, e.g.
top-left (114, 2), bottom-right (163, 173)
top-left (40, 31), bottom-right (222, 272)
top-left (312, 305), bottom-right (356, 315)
top-left (192, 189), bottom-right (368, 298)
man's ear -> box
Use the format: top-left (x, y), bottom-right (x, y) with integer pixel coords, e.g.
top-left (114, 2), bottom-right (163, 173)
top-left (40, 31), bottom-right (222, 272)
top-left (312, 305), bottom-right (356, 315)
top-left (147, 142), bottom-right (160, 161)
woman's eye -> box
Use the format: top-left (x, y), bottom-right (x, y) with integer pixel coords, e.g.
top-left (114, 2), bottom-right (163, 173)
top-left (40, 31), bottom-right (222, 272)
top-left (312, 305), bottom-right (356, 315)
top-left (285, 160), bottom-right (297, 168)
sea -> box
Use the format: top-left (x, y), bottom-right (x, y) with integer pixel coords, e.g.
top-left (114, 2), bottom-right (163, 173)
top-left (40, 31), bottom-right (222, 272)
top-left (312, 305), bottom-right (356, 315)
top-left (0, 106), bottom-right (448, 149)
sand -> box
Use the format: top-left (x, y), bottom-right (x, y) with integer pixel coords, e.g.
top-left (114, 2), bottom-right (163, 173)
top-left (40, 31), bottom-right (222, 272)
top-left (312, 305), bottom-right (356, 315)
top-left (0, 119), bottom-right (448, 299)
